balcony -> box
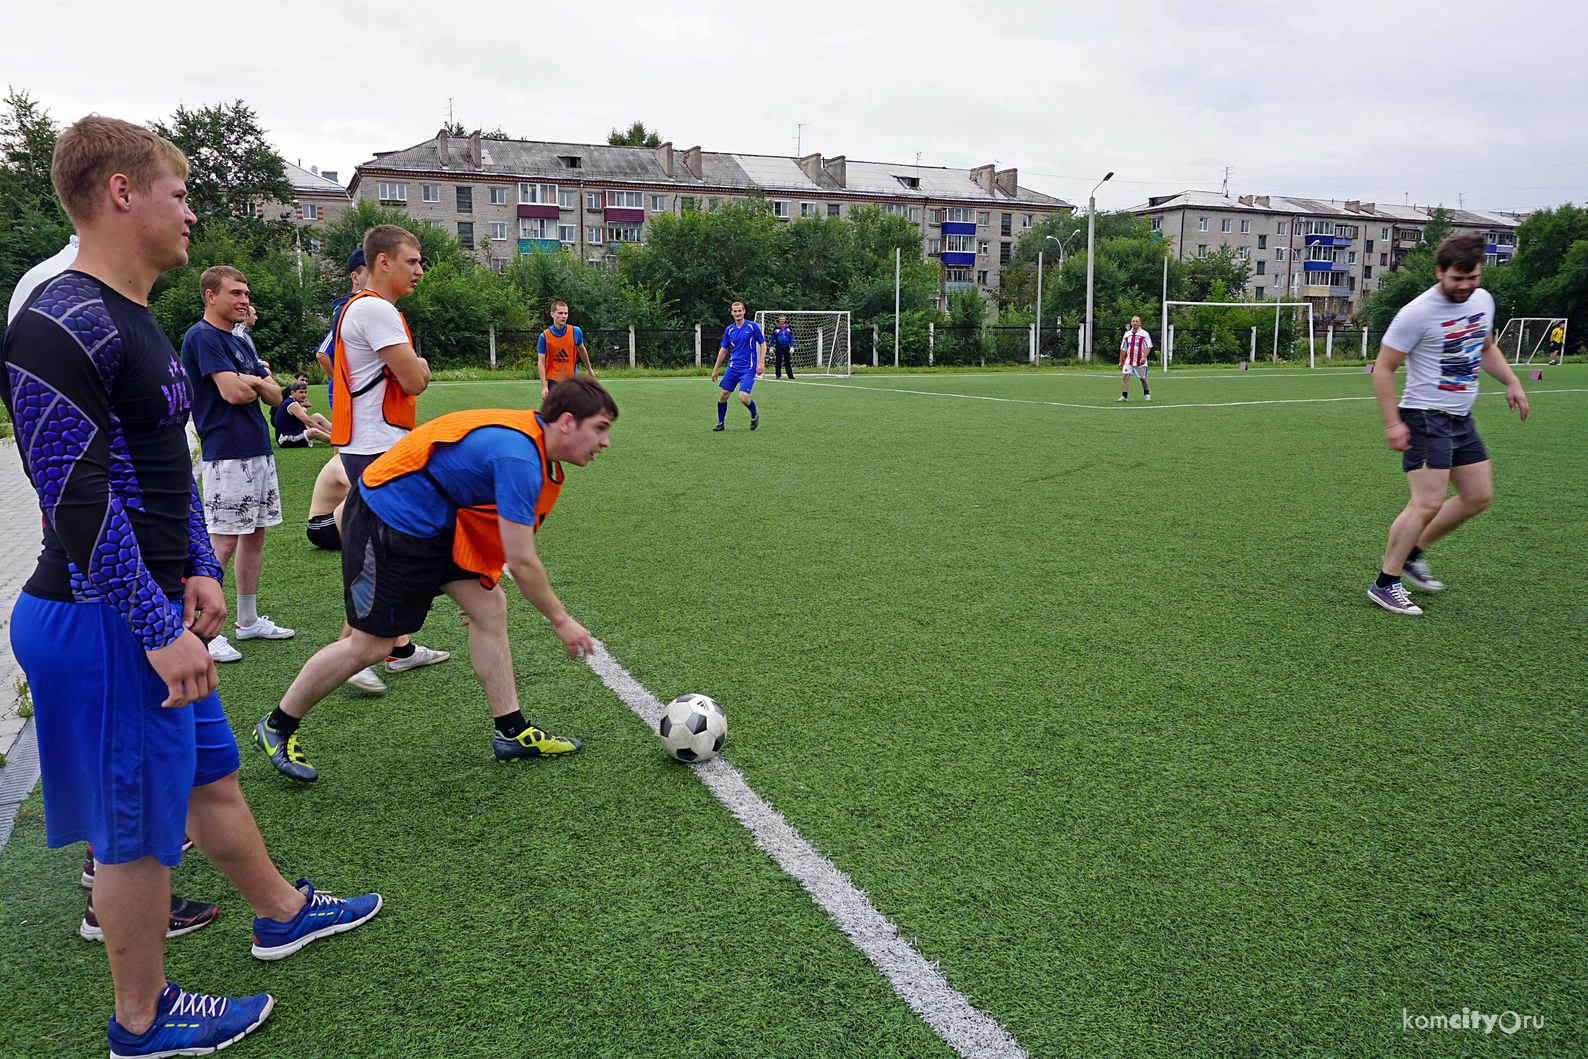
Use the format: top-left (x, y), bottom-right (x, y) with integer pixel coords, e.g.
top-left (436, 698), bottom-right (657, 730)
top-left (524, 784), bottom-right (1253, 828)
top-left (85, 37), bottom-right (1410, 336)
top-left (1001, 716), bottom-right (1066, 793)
top-left (1302, 284), bottom-right (1352, 298)
top-left (1302, 260), bottom-right (1350, 273)
top-left (941, 281), bottom-right (976, 293)
top-left (940, 251), bottom-right (976, 267)
top-left (518, 238), bottom-right (561, 254)
top-left (604, 207), bottom-right (644, 223)
top-left (518, 204), bottom-right (558, 220)
top-left (1304, 234), bottom-right (1353, 247)
top-left (941, 221), bottom-right (977, 236)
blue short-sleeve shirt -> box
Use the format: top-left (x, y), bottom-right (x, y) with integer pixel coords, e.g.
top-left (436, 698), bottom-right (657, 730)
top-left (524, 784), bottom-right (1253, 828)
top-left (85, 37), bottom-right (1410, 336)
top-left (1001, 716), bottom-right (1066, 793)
top-left (720, 320), bottom-right (764, 370)
top-left (180, 321), bottom-right (272, 461)
top-left (359, 424), bottom-right (545, 539)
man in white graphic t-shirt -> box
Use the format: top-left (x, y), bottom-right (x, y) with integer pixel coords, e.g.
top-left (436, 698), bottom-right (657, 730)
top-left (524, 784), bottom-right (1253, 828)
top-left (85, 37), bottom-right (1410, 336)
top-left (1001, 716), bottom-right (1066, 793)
top-left (1366, 233), bottom-right (1529, 616)
top-left (1118, 317), bottom-right (1153, 402)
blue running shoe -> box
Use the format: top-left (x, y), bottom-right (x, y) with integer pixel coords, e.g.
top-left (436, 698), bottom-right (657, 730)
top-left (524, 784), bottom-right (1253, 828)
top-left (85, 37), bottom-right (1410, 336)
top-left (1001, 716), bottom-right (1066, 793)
top-left (251, 878), bottom-right (382, 961)
top-left (107, 982), bottom-right (273, 1058)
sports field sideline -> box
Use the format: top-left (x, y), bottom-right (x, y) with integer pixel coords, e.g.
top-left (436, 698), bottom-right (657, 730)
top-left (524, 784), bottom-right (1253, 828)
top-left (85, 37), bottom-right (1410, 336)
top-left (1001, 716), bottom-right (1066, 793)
top-left (2, 364), bottom-right (1583, 1057)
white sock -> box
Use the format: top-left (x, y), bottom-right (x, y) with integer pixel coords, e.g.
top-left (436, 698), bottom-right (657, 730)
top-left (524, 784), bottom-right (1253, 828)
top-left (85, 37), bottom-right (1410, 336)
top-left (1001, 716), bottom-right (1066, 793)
top-left (237, 594), bottom-right (258, 627)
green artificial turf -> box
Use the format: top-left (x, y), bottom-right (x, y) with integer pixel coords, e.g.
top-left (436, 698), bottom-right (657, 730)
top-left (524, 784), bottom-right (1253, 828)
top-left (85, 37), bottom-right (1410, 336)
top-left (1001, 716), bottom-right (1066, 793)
top-left (1, 364), bottom-right (1583, 1057)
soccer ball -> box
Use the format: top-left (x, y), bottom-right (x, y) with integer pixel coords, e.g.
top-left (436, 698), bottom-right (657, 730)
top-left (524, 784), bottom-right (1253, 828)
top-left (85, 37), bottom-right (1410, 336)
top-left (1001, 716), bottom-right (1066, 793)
top-left (658, 694), bottom-right (727, 763)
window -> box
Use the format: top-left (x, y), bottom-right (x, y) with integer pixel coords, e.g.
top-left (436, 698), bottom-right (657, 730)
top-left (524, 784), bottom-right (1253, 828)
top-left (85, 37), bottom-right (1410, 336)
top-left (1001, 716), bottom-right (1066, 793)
top-left (426, 220), bottom-right (444, 229)
top-left (489, 222), bottom-right (507, 240)
top-left (585, 192), bottom-right (601, 211)
top-left (1381, 226), bottom-right (1391, 239)
top-left (457, 221), bottom-right (474, 249)
top-left (1348, 251), bottom-right (1358, 264)
top-left (801, 202), bottom-right (821, 217)
top-left (1000, 213), bottom-right (1012, 236)
top-left (586, 227), bottom-right (603, 244)
top-left (927, 238), bottom-right (941, 253)
top-left (606, 189), bottom-right (642, 208)
top-left (976, 270), bottom-right (989, 285)
top-left (559, 190), bottom-right (577, 209)
top-left (377, 182), bottom-right (407, 202)
top-left (1277, 221), bottom-right (1288, 235)
top-left (827, 203), bottom-right (840, 217)
top-left (490, 187), bottom-right (508, 205)
top-left (1380, 253), bottom-right (1388, 265)
top-left (707, 197), bottom-right (722, 210)
top-left (422, 184), bottom-right (440, 203)
top-left (1256, 260), bottom-right (1265, 275)
top-left (299, 203), bottom-right (319, 221)
top-left (945, 207), bottom-right (977, 224)
top-left (1022, 214), bottom-right (1033, 229)
top-left (1198, 244), bottom-right (1209, 257)
top-left (944, 267), bottom-right (971, 282)
top-left (895, 175), bottom-right (920, 189)
top-left (977, 211), bottom-right (990, 226)
top-left (928, 208), bottom-right (942, 226)
top-left (771, 200), bottom-right (790, 218)
top-left (1365, 239), bottom-right (1374, 252)
top-left (606, 223), bottom-right (643, 243)
top-left (519, 183), bottom-right (558, 204)
top-left (307, 238), bottom-right (320, 252)
top-left (945, 234), bottom-right (977, 252)
top-left (456, 186), bottom-right (472, 213)
top-left (650, 195), bottom-right (668, 212)
top-left (558, 224), bottom-right (577, 243)
top-left (999, 241), bottom-right (1011, 265)
top-left (1336, 224), bottom-right (1358, 239)
top-left (977, 240), bottom-right (989, 256)
top-left (560, 156), bottom-right (582, 169)
top-left (1237, 246), bottom-right (1249, 260)
top-left (1257, 235), bottom-right (1267, 249)
top-left (1255, 287), bottom-right (1264, 299)
top-left (491, 259), bottom-right (508, 274)
top-left (1363, 265), bottom-right (1373, 279)
top-left (520, 217), bottom-right (552, 239)
top-left (1275, 248), bottom-right (1286, 261)
top-left (1220, 218), bottom-right (1232, 233)
top-left (909, 207), bottom-right (921, 223)
top-left (882, 203), bottom-right (910, 217)
top-left (1150, 216), bottom-right (1162, 231)
top-left (1198, 217), bottom-right (1209, 231)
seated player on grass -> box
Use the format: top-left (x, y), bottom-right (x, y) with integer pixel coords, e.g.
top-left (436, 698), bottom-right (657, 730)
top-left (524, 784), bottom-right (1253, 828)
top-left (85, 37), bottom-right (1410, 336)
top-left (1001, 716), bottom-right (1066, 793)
top-left (272, 379), bottom-right (332, 447)
top-left (256, 377), bottom-right (617, 781)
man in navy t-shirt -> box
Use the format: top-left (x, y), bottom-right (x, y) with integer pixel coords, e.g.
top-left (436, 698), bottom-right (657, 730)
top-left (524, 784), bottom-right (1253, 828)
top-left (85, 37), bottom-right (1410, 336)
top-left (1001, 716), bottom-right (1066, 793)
top-left (710, 300), bottom-right (765, 431)
top-left (772, 315), bottom-right (795, 379)
top-left (180, 265), bottom-right (294, 662)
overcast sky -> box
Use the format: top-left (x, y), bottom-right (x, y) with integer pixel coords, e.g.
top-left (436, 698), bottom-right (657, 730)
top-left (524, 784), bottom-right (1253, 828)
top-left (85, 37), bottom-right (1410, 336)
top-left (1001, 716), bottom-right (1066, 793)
top-left (4, 0), bottom-right (1584, 214)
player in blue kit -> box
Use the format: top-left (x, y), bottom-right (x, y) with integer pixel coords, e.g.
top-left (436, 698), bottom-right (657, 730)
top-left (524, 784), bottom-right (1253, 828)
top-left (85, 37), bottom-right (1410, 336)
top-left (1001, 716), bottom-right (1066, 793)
top-left (710, 300), bottom-right (766, 430)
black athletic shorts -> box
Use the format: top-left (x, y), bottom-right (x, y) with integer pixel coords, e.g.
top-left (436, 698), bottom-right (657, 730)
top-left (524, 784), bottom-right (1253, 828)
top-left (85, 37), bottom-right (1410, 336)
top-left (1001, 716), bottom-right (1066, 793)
top-left (1400, 407), bottom-right (1489, 473)
top-left (340, 486), bottom-right (471, 639)
top-left (337, 451), bottom-right (379, 489)
top-left (306, 513), bottom-right (341, 551)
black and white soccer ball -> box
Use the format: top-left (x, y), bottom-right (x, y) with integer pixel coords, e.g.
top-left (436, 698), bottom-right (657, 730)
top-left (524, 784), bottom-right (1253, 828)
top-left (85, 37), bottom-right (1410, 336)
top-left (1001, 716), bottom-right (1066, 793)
top-left (658, 694), bottom-right (727, 763)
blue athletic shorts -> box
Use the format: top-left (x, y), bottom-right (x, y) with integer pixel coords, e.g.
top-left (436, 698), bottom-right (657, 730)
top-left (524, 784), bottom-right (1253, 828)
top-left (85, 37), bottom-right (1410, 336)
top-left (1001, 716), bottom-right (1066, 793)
top-left (10, 593), bottom-right (240, 866)
top-left (1400, 407), bottom-right (1489, 473)
top-left (720, 365), bottom-right (757, 395)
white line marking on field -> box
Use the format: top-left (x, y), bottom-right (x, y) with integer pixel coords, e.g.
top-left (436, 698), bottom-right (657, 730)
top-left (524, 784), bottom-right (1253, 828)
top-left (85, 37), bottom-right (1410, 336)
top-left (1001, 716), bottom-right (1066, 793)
top-left (793, 379), bottom-right (1588, 411)
top-left (582, 639), bottom-right (1028, 1059)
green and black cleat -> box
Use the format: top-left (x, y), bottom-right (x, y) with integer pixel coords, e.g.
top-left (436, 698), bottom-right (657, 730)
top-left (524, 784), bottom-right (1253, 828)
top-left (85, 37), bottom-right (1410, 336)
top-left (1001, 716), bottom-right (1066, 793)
top-left (253, 716), bottom-right (319, 782)
top-left (493, 726), bottom-right (582, 762)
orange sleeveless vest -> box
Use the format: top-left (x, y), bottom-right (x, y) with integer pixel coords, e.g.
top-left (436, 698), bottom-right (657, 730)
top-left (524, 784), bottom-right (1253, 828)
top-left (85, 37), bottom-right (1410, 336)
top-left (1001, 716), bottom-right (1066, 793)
top-left (360, 409), bottom-right (563, 589)
top-left (541, 326), bottom-right (580, 382)
top-left (330, 289), bottom-right (419, 447)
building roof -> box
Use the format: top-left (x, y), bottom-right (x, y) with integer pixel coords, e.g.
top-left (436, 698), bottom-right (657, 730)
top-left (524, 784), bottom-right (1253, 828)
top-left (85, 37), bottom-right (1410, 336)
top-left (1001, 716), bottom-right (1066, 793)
top-left (353, 134), bottom-right (1070, 209)
top-left (1133, 190), bottom-right (1520, 229)
top-left (283, 160), bottom-right (350, 197)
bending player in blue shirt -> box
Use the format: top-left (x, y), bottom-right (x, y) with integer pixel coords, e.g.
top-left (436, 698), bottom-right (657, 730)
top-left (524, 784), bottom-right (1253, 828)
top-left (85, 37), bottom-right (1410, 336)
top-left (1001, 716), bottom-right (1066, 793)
top-left (711, 300), bottom-right (766, 431)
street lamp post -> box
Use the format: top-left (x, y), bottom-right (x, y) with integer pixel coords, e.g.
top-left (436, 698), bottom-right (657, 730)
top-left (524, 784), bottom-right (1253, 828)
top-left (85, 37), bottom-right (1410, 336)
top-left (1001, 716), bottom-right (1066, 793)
top-left (1039, 232), bottom-right (1080, 362)
top-left (1084, 171), bottom-right (1113, 362)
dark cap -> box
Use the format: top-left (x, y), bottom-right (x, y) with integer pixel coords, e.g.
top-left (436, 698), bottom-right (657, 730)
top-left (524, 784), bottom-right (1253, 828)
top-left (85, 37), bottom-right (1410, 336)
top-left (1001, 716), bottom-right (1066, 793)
top-left (346, 247), bottom-right (366, 273)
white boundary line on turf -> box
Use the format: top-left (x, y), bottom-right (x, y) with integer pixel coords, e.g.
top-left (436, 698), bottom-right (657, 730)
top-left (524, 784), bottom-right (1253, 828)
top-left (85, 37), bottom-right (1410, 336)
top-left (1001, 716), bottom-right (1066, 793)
top-left (790, 379), bottom-right (1588, 412)
top-left (582, 639), bottom-right (1028, 1059)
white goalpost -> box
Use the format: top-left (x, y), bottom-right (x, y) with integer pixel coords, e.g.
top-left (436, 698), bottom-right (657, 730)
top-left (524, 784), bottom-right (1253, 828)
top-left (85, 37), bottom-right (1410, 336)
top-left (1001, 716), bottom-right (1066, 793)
top-left (1161, 301), bottom-right (1315, 369)
top-left (1497, 317), bottom-right (1567, 365)
top-left (754, 311), bottom-right (851, 377)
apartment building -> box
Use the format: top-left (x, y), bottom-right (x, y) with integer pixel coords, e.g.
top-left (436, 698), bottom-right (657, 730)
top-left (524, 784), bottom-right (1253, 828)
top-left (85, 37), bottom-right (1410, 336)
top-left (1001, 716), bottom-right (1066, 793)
top-left (348, 130), bottom-right (1071, 307)
top-left (279, 161), bottom-right (353, 229)
top-left (1132, 191), bottom-right (1521, 320)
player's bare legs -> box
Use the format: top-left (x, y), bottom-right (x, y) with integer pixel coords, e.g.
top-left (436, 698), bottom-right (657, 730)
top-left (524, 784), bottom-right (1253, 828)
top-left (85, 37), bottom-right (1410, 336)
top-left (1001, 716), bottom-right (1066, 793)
top-left (1415, 460), bottom-right (1493, 549)
top-left (1381, 467), bottom-right (1451, 576)
top-left (184, 773), bottom-right (305, 922)
top-left (277, 630), bottom-right (398, 721)
top-left (92, 858), bottom-right (170, 1034)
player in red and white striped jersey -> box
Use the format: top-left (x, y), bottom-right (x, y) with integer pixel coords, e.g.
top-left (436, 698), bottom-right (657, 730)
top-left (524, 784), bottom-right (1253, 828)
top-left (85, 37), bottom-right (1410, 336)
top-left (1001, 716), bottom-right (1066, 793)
top-left (1118, 317), bottom-right (1153, 402)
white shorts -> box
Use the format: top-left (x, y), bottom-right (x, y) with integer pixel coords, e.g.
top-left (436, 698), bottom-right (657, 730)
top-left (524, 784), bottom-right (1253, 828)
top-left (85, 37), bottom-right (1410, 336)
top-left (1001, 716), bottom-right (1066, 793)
top-left (1122, 364), bottom-right (1148, 379)
top-left (201, 455), bottom-right (283, 535)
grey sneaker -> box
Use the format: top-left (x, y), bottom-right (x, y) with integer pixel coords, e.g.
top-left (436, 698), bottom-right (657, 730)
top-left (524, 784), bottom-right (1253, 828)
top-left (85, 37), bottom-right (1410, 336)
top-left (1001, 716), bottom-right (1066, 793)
top-left (235, 616), bottom-right (295, 640)
top-left (345, 667), bottom-right (387, 694)
top-left (1401, 558), bottom-right (1444, 592)
top-left (252, 716), bottom-right (318, 782)
top-left (1367, 580), bottom-right (1423, 616)
top-left (385, 644), bottom-right (451, 673)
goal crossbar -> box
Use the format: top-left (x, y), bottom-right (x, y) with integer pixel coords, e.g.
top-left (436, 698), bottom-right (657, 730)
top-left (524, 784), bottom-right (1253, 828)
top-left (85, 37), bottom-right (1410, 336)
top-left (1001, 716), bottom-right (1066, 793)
top-left (1161, 300), bottom-right (1315, 369)
top-left (1497, 316), bottom-right (1567, 365)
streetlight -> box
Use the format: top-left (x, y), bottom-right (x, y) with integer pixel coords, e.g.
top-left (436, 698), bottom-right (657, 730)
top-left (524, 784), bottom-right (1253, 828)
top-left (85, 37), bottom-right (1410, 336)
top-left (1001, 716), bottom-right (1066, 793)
top-left (1037, 229), bottom-right (1084, 361)
top-left (1084, 171), bottom-right (1113, 361)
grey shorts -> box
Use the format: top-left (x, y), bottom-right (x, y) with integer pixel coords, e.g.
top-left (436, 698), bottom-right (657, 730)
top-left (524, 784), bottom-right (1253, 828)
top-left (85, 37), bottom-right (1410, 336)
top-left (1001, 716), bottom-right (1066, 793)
top-left (1122, 364), bottom-right (1149, 380)
top-left (200, 455), bottom-right (282, 535)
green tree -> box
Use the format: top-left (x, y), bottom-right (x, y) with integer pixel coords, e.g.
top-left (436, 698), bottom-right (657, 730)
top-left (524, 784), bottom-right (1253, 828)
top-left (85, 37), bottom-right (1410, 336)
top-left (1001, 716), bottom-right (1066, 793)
top-left (148, 101), bottom-right (293, 227)
top-left (1183, 245), bottom-right (1252, 301)
top-left (318, 200), bottom-right (467, 300)
top-left (0, 89), bottom-right (72, 308)
top-left (1421, 207), bottom-right (1454, 250)
top-left (608, 121), bottom-right (663, 148)
top-left (503, 250), bottom-right (674, 331)
top-left (617, 201), bottom-right (784, 325)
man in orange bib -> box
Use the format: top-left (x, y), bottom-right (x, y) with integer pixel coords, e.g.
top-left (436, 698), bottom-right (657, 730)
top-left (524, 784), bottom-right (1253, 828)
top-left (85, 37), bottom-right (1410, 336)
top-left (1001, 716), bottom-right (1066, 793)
top-left (257, 378), bottom-right (617, 780)
top-left (537, 300), bottom-right (595, 400)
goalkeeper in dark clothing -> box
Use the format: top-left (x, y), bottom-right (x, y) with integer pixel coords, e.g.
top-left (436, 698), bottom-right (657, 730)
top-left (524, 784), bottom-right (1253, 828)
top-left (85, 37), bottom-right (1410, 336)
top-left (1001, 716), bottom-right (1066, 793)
top-left (772, 316), bottom-right (795, 379)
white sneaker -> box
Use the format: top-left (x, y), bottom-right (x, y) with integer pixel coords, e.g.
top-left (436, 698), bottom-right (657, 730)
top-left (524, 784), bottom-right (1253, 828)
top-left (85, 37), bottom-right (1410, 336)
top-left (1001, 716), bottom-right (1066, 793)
top-left (385, 645), bottom-right (451, 673)
top-left (207, 635), bottom-right (242, 663)
top-left (1144, 393), bottom-right (1151, 401)
top-left (345, 667), bottom-right (387, 694)
top-left (1117, 395), bottom-right (1127, 402)
top-left (235, 616), bottom-right (295, 640)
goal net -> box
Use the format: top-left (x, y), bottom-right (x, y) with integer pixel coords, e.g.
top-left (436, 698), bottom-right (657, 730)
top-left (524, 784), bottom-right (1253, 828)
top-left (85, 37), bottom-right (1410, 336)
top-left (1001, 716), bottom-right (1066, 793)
top-left (754, 311), bottom-right (851, 377)
top-left (1497, 317), bottom-right (1567, 365)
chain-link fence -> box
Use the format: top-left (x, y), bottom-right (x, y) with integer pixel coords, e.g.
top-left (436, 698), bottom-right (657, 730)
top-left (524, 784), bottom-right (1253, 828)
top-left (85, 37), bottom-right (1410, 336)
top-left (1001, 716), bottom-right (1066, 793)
top-left (1165, 325), bottom-right (1379, 365)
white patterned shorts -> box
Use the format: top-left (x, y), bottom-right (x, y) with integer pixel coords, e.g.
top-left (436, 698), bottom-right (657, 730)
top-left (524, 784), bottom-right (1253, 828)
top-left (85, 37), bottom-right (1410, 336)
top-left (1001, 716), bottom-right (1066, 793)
top-left (201, 455), bottom-right (283, 535)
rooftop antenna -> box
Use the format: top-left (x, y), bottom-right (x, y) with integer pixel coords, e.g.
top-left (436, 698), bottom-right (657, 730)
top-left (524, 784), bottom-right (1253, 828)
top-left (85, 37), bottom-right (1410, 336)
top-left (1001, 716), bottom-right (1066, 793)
top-left (1221, 166), bottom-right (1233, 197)
top-left (1458, 192), bottom-right (1467, 209)
top-left (795, 122), bottom-right (809, 156)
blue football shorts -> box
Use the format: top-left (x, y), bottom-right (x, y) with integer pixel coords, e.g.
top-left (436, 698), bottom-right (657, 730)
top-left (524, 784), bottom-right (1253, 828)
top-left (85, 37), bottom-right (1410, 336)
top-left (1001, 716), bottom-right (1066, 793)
top-left (720, 365), bottom-right (757, 395)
